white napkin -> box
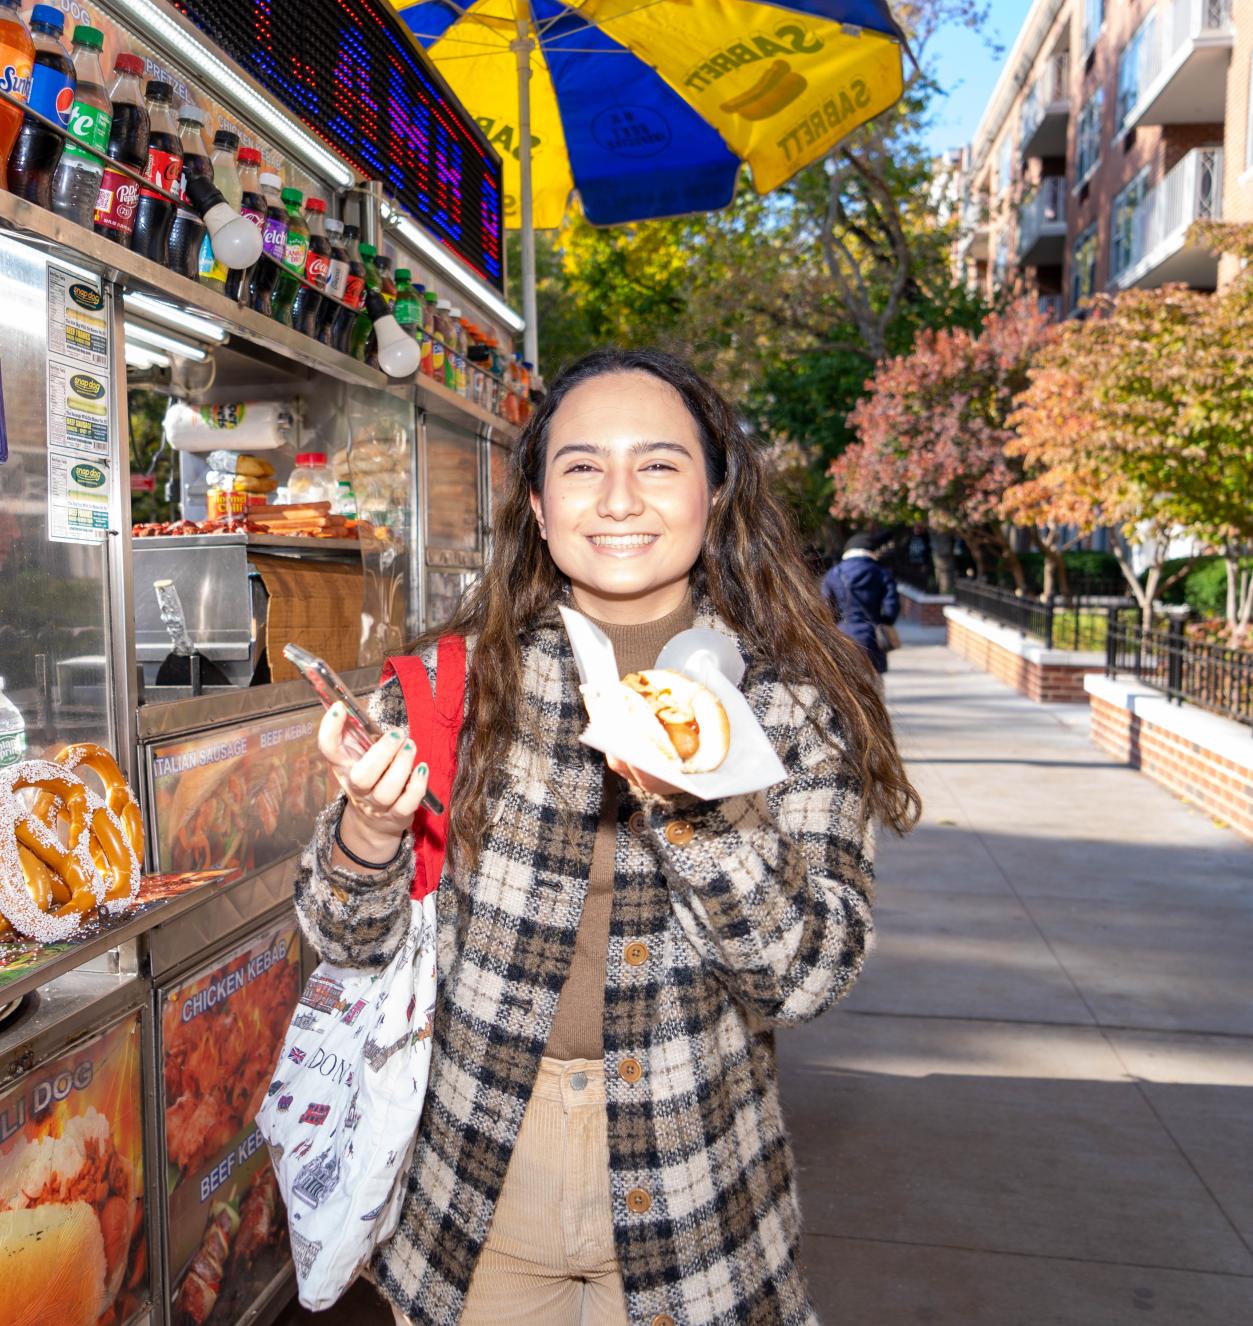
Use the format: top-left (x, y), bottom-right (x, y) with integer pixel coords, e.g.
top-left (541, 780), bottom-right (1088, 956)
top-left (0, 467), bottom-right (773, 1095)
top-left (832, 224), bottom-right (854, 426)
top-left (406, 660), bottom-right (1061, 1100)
top-left (559, 606), bottom-right (787, 799)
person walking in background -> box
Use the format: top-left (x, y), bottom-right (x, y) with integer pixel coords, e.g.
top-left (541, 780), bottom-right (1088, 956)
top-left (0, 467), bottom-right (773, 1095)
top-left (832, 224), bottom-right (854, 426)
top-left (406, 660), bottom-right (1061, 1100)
top-left (823, 532), bottom-right (901, 677)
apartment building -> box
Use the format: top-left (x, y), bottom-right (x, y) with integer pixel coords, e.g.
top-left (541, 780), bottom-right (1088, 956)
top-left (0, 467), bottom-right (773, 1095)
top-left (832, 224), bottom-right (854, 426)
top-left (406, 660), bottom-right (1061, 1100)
top-left (955, 0), bottom-right (1248, 315)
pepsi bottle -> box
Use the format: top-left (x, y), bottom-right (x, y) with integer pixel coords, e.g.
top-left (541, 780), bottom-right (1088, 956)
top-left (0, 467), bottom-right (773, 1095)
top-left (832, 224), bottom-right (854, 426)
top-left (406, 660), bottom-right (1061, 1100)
top-left (7, 5), bottom-right (74, 209)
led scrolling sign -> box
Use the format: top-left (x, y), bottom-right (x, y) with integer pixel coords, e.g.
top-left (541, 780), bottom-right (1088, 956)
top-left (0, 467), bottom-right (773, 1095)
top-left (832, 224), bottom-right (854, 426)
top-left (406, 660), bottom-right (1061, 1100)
top-left (173, 0), bottom-right (504, 290)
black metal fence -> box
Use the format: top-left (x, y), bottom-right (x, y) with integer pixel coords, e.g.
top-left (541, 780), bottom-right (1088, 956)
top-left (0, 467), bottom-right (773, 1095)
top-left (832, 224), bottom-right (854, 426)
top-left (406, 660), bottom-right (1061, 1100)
top-left (1104, 609), bottom-right (1253, 732)
top-left (953, 581), bottom-right (1118, 652)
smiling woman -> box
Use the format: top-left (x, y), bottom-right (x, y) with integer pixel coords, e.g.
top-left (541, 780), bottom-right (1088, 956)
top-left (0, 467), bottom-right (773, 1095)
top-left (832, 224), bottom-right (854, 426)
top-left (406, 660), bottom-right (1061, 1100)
top-left (294, 348), bottom-right (919, 1326)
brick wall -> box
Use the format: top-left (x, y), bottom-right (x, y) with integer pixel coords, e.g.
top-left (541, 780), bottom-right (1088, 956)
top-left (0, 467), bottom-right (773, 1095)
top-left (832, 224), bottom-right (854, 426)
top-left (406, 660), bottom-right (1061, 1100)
top-left (898, 585), bottom-right (953, 627)
top-left (1089, 692), bottom-right (1253, 841)
top-left (945, 614), bottom-right (1096, 703)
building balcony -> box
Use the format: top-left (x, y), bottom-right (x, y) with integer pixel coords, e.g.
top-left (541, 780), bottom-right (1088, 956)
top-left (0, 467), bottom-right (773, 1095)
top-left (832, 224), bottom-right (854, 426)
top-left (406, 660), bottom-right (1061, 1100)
top-left (1037, 294), bottom-right (1065, 321)
top-left (1113, 146), bottom-right (1222, 290)
top-left (1122, 0), bottom-right (1233, 131)
top-left (1017, 178), bottom-right (1067, 265)
top-left (957, 196), bottom-right (990, 262)
top-left (1020, 51), bottom-right (1071, 158)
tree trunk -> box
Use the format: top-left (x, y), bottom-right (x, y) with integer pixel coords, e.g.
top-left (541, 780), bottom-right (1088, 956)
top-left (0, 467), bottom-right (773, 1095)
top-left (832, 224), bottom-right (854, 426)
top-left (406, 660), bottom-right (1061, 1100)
top-left (930, 527), bottom-right (956, 595)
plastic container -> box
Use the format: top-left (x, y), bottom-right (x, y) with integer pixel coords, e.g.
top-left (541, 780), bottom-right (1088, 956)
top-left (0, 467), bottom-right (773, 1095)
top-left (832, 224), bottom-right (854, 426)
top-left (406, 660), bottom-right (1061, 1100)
top-left (393, 267), bottom-right (420, 337)
top-left (287, 451), bottom-right (336, 505)
top-left (8, 5), bottom-right (73, 209)
top-left (249, 169), bottom-right (286, 316)
top-left (225, 145), bottom-right (264, 301)
top-left (198, 128), bottom-right (240, 291)
top-left (130, 80), bottom-right (180, 266)
top-left (93, 52), bottom-right (148, 246)
top-left (167, 103), bottom-right (210, 278)
top-left (0, 675), bottom-right (26, 768)
top-left (270, 186), bottom-right (308, 326)
top-left (51, 25), bottom-right (109, 227)
top-left (0, 0), bottom-right (34, 191)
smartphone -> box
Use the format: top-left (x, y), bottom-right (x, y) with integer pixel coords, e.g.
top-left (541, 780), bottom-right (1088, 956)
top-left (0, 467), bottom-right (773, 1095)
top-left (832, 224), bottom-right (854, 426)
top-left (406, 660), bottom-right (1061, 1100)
top-left (284, 643), bottom-right (444, 815)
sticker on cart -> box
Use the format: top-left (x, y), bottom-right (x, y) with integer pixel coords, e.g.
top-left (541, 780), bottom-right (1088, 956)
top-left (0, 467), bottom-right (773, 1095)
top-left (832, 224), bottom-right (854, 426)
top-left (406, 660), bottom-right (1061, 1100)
top-left (48, 450), bottom-right (110, 541)
top-left (47, 360), bottom-right (110, 455)
top-left (46, 264), bottom-right (109, 368)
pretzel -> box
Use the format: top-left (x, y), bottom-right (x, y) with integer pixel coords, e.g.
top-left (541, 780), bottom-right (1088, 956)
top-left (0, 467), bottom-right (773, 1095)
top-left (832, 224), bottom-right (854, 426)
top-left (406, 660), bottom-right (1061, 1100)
top-left (0, 760), bottom-right (141, 943)
top-left (31, 743), bottom-right (144, 863)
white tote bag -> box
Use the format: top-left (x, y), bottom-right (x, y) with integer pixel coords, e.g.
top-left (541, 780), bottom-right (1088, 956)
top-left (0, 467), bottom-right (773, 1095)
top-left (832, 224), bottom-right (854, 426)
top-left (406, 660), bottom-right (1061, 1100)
top-left (256, 891), bottom-right (438, 1308)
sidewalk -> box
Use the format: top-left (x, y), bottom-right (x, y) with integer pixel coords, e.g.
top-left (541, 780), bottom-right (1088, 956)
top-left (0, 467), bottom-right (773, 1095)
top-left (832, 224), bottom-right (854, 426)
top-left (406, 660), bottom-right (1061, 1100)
top-left (782, 626), bottom-right (1253, 1323)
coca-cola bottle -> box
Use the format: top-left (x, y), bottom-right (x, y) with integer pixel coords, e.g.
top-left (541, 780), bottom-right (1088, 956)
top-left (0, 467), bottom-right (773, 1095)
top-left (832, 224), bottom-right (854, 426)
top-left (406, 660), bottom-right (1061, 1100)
top-left (317, 216), bottom-right (348, 345)
top-left (330, 222), bottom-right (365, 354)
top-left (167, 102), bottom-right (211, 280)
top-left (224, 145), bottom-right (264, 302)
top-left (7, 5), bottom-right (74, 209)
top-left (249, 170), bottom-right (286, 318)
top-left (130, 81), bottom-right (181, 266)
top-left (93, 53), bottom-right (148, 247)
top-left (289, 196), bottom-right (329, 336)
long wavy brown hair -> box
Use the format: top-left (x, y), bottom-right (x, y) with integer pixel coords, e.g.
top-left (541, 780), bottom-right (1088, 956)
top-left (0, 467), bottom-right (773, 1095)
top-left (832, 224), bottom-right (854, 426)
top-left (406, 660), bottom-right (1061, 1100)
top-left (417, 348), bottom-right (920, 870)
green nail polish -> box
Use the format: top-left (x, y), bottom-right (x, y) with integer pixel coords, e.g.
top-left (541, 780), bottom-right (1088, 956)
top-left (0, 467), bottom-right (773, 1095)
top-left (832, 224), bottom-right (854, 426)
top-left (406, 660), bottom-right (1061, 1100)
top-left (389, 730), bottom-right (402, 740)
top-left (403, 741), bottom-right (413, 751)
top-left (417, 762), bottom-right (428, 776)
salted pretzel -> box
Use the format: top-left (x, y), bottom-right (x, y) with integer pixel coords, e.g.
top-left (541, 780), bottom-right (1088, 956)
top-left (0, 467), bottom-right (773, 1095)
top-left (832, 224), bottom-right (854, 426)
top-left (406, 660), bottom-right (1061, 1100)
top-left (0, 758), bottom-right (141, 943)
top-left (31, 743), bottom-right (145, 863)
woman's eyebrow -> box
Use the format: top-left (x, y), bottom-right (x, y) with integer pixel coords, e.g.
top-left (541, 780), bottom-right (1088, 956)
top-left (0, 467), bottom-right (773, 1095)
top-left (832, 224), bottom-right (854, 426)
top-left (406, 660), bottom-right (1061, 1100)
top-left (549, 439), bottom-right (693, 463)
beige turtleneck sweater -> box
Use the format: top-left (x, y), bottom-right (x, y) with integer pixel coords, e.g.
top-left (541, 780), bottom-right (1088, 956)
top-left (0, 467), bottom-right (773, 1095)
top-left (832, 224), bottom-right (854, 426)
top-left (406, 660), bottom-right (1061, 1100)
top-left (543, 590), bottom-right (697, 1062)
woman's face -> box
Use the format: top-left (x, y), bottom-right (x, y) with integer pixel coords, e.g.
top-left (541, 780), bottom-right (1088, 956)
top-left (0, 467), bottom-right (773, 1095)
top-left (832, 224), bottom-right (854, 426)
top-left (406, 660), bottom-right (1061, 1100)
top-left (530, 370), bottom-right (712, 623)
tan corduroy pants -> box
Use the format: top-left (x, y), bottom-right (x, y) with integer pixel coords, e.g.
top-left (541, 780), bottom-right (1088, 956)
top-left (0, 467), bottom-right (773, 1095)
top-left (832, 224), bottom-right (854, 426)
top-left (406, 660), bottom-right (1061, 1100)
top-left (391, 1057), bottom-right (629, 1326)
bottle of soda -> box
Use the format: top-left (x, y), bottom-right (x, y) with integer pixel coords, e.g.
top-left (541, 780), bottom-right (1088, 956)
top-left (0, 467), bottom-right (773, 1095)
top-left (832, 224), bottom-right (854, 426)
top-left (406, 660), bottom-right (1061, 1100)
top-left (422, 289), bottom-right (440, 379)
top-left (51, 26), bottom-right (110, 227)
top-left (198, 129), bottom-right (239, 291)
top-left (249, 169), bottom-right (286, 317)
top-left (290, 196), bottom-right (329, 336)
top-left (8, 6), bottom-right (72, 208)
top-left (330, 221), bottom-right (365, 354)
top-left (0, 0), bottom-right (33, 192)
top-left (130, 81), bottom-right (180, 266)
top-left (167, 103), bottom-right (210, 279)
top-left (270, 186), bottom-right (308, 326)
top-left (350, 241), bottom-right (381, 364)
top-left (375, 252), bottom-right (397, 307)
top-left (224, 146), bottom-right (264, 301)
top-left (393, 268), bottom-right (420, 338)
top-left (93, 53), bottom-right (148, 246)
top-left (317, 216), bottom-right (348, 345)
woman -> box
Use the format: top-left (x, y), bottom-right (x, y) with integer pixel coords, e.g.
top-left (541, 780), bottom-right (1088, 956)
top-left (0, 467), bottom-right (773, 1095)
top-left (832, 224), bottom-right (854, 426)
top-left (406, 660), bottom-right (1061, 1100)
top-left (295, 349), bottom-right (919, 1326)
top-left (822, 533), bottom-right (901, 678)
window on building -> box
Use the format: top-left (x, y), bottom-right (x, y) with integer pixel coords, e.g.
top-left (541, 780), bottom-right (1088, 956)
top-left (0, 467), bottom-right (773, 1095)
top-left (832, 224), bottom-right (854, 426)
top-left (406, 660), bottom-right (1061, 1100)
top-left (1110, 168), bottom-right (1149, 279)
top-left (998, 131), bottom-right (1015, 195)
top-left (1075, 89), bottom-right (1104, 183)
top-left (1117, 16), bottom-right (1154, 127)
top-left (1083, 0), bottom-right (1105, 54)
top-left (993, 229), bottom-right (1010, 288)
top-left (1071, 224), bottom-right (1098, 306)
top-left (1246, 51), bottom-right (1253, 171)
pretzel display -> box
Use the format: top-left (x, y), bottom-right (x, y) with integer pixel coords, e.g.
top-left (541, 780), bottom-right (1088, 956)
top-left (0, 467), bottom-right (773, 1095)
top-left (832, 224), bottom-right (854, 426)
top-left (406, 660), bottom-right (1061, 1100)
top-left (0, 750), bottom-right (143, 944)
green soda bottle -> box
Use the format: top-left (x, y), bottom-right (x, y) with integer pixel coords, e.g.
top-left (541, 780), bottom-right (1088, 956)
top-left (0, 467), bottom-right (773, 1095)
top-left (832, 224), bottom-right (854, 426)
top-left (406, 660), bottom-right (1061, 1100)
top-left (393, 268), bottom-right (421, 338)
top-left (270, 187), bottom-right (308, 327)
top-left (350, 242), bottom-right (382, 364)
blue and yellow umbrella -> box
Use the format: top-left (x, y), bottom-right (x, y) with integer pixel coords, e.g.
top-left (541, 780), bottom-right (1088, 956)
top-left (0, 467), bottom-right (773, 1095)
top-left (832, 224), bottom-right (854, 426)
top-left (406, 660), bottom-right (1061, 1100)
top-left (390, 0), bottom-right (906, 359)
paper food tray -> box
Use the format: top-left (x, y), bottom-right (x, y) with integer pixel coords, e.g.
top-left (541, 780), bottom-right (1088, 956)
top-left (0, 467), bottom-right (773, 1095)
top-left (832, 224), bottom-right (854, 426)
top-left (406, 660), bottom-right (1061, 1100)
top-left (558, 606), bottom-right (787, 799)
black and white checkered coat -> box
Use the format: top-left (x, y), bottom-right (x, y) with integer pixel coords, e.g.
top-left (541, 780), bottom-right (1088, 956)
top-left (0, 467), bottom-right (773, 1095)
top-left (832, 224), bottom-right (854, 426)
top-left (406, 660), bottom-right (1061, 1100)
top-left (294, 598), bottom-right (875, 1325)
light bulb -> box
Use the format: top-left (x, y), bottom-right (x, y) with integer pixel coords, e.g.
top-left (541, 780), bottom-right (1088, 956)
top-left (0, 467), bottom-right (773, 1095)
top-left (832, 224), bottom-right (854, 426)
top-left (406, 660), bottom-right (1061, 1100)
top-left (366, 292), bottom-right (420, 378)
top-left (185, 177), bottom-right (264, 269)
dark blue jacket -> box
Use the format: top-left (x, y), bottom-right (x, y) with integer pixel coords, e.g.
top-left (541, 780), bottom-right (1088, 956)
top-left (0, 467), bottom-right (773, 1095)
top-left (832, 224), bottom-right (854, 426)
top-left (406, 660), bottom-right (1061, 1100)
top-left (822, 554), bottom-right (900, 673)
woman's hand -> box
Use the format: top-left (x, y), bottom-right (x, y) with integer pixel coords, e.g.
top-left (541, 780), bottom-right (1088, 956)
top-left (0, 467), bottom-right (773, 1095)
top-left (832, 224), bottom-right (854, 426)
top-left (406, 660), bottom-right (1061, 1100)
top-left (606, 754), bottom-right (685, 798)
top-left (318, 703), bottom-right (430, 864)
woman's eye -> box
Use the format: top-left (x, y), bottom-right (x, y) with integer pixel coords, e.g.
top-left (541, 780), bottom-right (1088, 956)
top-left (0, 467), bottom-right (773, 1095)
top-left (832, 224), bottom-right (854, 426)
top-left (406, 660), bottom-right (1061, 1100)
top-left (643, 461), bottom-right (678, 473)
top-left (563, 463), bottom-right (598, 474)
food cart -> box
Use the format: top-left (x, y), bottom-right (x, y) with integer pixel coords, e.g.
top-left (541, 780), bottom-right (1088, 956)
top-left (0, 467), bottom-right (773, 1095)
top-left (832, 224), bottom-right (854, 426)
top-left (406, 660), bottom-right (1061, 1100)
top-left (0, 2), bottom-right (518, 1322)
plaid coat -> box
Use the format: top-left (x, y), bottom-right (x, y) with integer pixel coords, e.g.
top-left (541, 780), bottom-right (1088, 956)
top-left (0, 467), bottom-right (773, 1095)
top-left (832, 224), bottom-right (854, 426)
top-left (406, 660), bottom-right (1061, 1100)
top-left (293, 598), bottom-right (875, 1325)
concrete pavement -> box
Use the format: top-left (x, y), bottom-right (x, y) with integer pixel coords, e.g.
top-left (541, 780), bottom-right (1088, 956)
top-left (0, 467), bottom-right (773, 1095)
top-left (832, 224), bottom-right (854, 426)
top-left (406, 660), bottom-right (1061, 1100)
top-left (782, 626), bottom-right (1253, 1324)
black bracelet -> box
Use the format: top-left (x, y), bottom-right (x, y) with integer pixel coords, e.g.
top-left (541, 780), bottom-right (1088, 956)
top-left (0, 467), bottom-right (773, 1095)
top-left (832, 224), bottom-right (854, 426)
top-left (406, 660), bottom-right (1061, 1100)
top-left (334, 813), bottom-right (404, 871)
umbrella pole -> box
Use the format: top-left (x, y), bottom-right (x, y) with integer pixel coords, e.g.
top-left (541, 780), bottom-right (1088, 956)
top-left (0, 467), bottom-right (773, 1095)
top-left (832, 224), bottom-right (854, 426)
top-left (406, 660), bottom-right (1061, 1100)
top-left (513, 3), bottom-right (539, 369)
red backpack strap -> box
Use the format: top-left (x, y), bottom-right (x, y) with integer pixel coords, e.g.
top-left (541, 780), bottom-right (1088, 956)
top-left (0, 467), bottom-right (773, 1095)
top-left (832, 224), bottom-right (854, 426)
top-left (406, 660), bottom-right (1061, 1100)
top-left (380, 636), bottom-right (466, 901)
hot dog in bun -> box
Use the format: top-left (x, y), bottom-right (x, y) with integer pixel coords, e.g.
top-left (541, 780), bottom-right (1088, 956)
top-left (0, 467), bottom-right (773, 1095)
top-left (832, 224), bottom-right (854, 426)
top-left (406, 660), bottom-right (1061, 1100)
top-left (620, 669), bottom-right (730, 773)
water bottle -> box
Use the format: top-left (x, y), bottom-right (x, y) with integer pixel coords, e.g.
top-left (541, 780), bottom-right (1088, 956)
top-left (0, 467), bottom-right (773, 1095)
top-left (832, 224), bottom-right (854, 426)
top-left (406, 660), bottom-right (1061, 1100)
top-left (0, 677), bottom-right (26, 768)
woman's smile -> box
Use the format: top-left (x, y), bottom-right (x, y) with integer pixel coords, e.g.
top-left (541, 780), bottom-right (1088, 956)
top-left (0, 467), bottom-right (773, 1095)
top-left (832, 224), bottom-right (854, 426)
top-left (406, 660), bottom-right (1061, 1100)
top-left (587, 532), bottom-right (660, 555)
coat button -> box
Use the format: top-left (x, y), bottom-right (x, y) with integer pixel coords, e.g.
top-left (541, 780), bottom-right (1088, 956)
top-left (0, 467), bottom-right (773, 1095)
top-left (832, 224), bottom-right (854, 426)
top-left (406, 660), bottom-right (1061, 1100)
top-left (651, 1317), bottom-right (676, 1326)
top-left (626, 1187), bottom-right (652, 1214)
top-left (664, 820), bottom-right (694, 847)
top-left (623, 941), bottom-right (649, 966)
top-left (618, 1056), bottom-right (643, 1084)
top-left (628, 810), bottom-right (647, 835)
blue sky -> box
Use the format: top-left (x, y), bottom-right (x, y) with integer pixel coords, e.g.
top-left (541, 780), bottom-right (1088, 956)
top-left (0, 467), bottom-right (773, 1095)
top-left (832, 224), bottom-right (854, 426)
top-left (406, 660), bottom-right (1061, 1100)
top-left (923, 0), bottom-right (1034, 155)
